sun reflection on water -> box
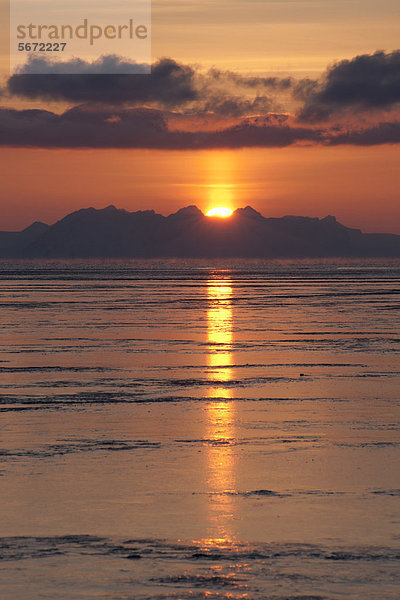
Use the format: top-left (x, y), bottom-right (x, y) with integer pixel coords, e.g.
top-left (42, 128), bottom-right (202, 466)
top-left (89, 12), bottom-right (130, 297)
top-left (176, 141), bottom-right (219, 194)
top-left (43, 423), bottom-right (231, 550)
top-left (199, 278), bottom-right (237, 547)
top-left (207, 280), bottom-right (234, 397)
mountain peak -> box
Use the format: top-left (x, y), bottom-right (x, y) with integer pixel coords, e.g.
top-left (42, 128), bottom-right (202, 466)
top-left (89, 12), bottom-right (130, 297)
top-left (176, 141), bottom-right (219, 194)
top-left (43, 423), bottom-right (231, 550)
top-left (321, 215), bottom-right (337, 224)
top-left (169, 205), bottom-right (204, 218)
top-left (234, 206), bottom-right (264, 219)
top-left (101, 205), bottom-right (127, 214)
top-left (22, 221), bottom-right (49, 233)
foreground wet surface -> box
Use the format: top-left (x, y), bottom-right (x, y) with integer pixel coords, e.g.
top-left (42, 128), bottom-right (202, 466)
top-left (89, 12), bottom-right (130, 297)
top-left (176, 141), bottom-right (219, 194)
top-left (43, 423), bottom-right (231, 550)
top-left (1, 535), bottom-right (400, 600)
top-left (0, 259), bottom-right (399, 598)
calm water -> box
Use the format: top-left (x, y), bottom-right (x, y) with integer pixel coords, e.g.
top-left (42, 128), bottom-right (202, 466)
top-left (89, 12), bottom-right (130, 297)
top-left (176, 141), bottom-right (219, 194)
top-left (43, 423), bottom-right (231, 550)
top-left (0, 259), bottom-right (399, 599)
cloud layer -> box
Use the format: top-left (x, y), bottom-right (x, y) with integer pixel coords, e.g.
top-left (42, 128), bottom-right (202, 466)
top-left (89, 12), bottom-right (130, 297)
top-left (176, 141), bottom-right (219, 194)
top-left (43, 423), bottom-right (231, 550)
top-left (6, 55), bottom-right (288, 115)
top-left (7, 51), bottom-right (400, 120)
top-left (1, 105), bottom-right (400, 149)
top-left (2, 50), bottom-right (400, 148)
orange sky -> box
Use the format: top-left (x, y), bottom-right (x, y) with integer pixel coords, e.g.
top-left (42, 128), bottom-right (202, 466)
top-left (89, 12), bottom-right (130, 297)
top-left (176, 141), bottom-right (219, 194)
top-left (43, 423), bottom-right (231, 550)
top-left (1, 145), bottom-right (399, 233)
top-left (1, 0), bottom-right (400, 233)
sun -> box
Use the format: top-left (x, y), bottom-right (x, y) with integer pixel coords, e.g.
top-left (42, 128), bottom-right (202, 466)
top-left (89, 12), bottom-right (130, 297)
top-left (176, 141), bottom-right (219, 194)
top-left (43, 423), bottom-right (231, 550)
top-left (206, 207), bottom-right (234, 218)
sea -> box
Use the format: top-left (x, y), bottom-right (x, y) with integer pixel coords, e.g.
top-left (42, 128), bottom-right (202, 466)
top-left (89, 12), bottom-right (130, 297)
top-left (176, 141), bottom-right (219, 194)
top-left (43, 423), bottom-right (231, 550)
top-left (0, 258), bottom-right (399, 600)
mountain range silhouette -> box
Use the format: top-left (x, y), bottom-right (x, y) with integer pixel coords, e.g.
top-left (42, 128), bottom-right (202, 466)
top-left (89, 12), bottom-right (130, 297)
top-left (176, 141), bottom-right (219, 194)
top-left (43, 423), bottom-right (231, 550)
top-left (1, 205), bottom-right (400, 258)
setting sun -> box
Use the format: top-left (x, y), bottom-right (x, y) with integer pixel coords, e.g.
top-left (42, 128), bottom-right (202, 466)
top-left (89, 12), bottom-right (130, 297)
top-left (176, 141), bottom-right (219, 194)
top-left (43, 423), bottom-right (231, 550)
top-left (206, 207), bottom-right (234, 218)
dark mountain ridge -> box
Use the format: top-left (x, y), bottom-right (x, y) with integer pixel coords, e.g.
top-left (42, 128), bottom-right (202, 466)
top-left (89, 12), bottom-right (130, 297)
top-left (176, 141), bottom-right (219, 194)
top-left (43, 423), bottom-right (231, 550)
top-left (1, 205), bottom-right (400, 258)
top-left (0, 221), bottom-right (49, 257)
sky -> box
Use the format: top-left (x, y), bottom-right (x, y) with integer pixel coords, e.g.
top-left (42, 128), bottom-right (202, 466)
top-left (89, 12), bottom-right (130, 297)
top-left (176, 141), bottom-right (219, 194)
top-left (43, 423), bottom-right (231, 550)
top-left (0, 0), bottom-right (400, 232)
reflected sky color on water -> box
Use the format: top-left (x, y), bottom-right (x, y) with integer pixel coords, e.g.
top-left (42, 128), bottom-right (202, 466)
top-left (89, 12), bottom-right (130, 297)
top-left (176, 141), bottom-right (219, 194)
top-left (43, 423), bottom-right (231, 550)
top-left (0, 260), bottom-right (399, 599)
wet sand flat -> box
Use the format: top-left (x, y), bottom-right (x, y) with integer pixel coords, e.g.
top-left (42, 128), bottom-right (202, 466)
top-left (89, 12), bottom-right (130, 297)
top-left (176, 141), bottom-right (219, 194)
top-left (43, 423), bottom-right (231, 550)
top-left (0, 259), bottom-right (399, 599)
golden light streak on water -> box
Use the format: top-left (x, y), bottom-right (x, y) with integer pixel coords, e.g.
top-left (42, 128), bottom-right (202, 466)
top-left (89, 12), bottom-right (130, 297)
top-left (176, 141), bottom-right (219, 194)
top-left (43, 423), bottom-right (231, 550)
top-left (201, 278), bottom-right (237, 545)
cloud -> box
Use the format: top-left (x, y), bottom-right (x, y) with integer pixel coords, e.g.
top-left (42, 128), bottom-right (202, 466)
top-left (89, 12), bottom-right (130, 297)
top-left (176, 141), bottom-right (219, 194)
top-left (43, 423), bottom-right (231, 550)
top-left (0, 106), bottom-right (172, 148)
top-left (211, 118), bottom-right (322, 148)
top-left (1, 105), bottom-right (400, 149)
top-left (327, 121), bottom-right (400, 146)
top-left (12, 54), bottom-right (151, 75)
top-left (297, 50), bottom-right (400, 122)
top-left (197, 95), bottom-right (275, 116)
top-left (6, 51), bottom-right (400, 122)
top-left (206, 67), bottom-right (294, 91)
top-left (7, 56), bottom-right (199, 106)
top-left (6, 55), bottom-right (285, 115)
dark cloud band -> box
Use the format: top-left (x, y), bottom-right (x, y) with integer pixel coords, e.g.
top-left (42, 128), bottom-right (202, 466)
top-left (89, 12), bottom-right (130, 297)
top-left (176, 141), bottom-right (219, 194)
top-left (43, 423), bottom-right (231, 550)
top-left (1, 106), bottom-right (399, 149)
